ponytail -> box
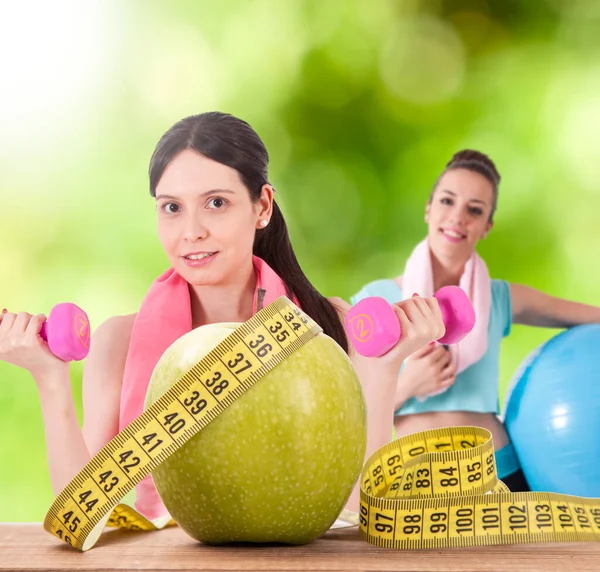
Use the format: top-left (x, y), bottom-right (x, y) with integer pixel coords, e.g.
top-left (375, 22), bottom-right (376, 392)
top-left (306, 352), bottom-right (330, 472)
top-left (149, 111), bottom-right (349, 353)
top-left (253, 201), bottom-right (349, 353)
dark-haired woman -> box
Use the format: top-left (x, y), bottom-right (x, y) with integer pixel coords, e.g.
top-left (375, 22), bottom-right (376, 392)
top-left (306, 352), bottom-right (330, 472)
top-left (351, 149), bottom-right (600, 492)
top-left (0, 112), bottom-right (446, 517)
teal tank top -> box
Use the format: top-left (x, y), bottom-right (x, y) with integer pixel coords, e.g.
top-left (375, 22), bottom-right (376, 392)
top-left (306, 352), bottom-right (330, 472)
top-left (350, 279), bottom-right (512, 416)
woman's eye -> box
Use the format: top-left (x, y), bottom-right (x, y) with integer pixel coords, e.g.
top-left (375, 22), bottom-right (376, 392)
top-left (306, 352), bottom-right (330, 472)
top-left (208, 197), bottom-right (226, 209)
top-left (469, 207), bottom-right (483, 216)
top-left (441, 197), bottom-right (452, 205)
top-left (163, 203), bottom-right (180, 214)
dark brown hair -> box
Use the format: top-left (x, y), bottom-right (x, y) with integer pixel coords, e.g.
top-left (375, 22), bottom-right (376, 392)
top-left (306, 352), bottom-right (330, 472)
top-left (430, 149), bottom-right (501, 221)
top-left (148, 111), bottom-right (348, 353)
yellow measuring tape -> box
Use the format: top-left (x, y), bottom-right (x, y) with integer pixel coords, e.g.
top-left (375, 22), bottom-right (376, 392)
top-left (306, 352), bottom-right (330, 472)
top-left (43, 297), bottom-right (321, 551)
top-left (43, 297), bottom-right (600, 551)
top-left (359, 426), bottom-right (600, 547)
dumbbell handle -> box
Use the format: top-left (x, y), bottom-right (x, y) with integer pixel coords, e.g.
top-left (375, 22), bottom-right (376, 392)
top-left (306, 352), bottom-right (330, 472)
top-left (346, 286), bottom-right (476, 358)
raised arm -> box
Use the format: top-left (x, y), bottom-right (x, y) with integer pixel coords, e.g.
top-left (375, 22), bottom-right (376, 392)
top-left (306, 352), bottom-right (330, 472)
top-left (0, 311), bottom-right (133, 496)
top-left (510, 283), bottom-right (600, 328)
top-left (328, 295), bottom-right (444, 512)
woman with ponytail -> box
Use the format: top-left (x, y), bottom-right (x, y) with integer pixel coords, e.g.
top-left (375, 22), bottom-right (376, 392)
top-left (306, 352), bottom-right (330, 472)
top-left (351, 149), bottom-right (600, 492)
top-left (0, 111), bottom-right (445, 517)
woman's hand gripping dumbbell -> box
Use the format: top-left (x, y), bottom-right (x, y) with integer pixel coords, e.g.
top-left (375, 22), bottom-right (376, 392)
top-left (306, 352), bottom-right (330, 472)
top-left (345, 286), bottom-right (475, 357)
top-left (0, 303), bottom-right (90, 362)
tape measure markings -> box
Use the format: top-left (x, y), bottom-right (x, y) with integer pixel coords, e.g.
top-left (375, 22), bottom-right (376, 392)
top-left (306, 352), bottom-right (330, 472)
top-left (47, 301), bottom-right (318, 546)
top-left (363, 427), bottom-right (498, 501)
top-left (43, 297), bottom-right (321, 550)
top-left (43, 296), bottom-right (600, 551)
top-left (361, 493), bottom-right (600, 547)
top-left (359, 426), bottom-right (600, 548)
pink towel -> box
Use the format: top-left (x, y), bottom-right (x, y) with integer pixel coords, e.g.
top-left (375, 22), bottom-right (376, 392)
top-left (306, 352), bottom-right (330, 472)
top-left (400, 239), bottom-right (490, 376)
top-left (119, 255), bottom-right (298, 520)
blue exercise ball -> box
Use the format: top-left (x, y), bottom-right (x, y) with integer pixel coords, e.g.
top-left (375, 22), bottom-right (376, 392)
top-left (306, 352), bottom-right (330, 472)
top-left (503, 324), bottom-right (600, 496)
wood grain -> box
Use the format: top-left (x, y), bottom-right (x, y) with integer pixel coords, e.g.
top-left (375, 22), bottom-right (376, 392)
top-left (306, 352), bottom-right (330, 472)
top-left (1, 523), bottom-right (598, 571)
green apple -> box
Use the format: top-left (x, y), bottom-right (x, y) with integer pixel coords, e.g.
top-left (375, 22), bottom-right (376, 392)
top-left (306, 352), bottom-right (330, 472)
top-left (144, 322), bottom-right (367, 545)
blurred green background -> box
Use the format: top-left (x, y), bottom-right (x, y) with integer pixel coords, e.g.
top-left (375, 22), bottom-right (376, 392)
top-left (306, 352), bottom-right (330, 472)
top-left (1, 0), bottom-right (599, 521)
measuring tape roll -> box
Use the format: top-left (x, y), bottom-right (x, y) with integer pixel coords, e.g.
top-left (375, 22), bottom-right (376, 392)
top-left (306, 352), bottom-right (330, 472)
top-left (43, 297), bottom-right (323, 551)
top-left (359, 425), bottom-right (600, 547)
top-left (43, 295), bottom-right (600, 551)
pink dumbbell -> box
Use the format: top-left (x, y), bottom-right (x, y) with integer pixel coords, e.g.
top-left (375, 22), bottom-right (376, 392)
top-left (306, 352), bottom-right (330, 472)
top-left (38, 303), bottom-right (90, 361)
top-left (345, 286), bottom-right (476, 357)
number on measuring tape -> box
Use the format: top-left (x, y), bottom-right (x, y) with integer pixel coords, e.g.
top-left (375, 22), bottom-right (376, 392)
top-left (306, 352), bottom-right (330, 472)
top-left (359, 425), bottom-right (600, 548)
top-left (42, 299), bottom-right (600, 552)
top-left (43, 297), bottom-right (322, 552)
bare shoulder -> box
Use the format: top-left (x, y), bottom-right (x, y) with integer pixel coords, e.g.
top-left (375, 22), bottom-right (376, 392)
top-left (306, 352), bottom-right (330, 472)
top-left (84, 313), bottom-right (137, 389)
top-left (327, 296), bottom-right (351, 320)
top-left (327, 296), bottom-right (358, 358)
top-left (92, 313), bottom-right (137, 347)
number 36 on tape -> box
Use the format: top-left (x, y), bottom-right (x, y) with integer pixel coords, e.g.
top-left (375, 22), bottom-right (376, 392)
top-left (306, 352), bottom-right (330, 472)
top-left (43, 297), bottom-right (322, 551)
top-left (42, 297), bottom-right (600, 551)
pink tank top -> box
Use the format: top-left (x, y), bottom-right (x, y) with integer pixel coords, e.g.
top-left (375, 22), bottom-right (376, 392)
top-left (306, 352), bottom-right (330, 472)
top-left (119, 256), bottom-right (298, 520)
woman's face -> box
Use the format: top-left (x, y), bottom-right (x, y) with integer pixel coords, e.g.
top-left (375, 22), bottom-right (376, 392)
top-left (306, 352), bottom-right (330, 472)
top-left (426, 168), bottom-right (494, 264)
top-left (155, 149), bottom-right (272, 286)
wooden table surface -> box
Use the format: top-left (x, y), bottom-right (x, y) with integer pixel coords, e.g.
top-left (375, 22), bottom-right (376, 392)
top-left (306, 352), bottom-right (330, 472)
top-left (1, 523), bottom-right (599, 571)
